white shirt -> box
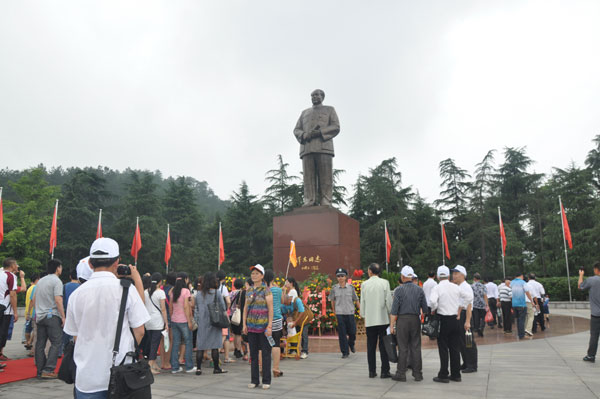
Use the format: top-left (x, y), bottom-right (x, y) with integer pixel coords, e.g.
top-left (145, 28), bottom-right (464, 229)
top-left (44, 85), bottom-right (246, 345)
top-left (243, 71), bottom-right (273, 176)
top-left (64, 272), bottom-right (150, 394)
top-left (144, 288), bottom-right (166, 330)
top-left (422, 278), bottom-right (437, 306)
top-left (76, 257), bottom-right (93, 281)
top-left (528, 280), bottom-right (545, 299)
top-left (219, 284), bottom-right (230, 299)
top-left (525, 282), bottom-right (533, 303)
top-left (0, 271), bottom-right (17, 315)
top-left (485, 282), bottom-right (499, 299)
top-left (458, 281), bottom-right (474, 308)
top-left (429, 279), bottom-right (470, 316)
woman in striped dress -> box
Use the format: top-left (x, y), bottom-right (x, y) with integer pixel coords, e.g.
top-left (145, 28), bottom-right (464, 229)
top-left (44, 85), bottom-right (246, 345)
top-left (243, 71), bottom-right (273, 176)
top-left (242, 264), bottom-right (274, 390)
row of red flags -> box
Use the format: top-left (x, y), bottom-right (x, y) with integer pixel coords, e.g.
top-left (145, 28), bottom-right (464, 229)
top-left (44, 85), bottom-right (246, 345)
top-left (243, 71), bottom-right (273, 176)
top-left (0, 197), bottom-right (226, 268)
top-left (0, 191), bottom-right (575, 266)
top-left (384, 200), bottom-right (573, 263)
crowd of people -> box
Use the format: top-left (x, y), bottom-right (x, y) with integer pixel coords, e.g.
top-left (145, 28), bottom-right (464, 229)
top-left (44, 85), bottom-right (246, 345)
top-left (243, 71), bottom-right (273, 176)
top-left (1, 238), bottom-right (599, 397)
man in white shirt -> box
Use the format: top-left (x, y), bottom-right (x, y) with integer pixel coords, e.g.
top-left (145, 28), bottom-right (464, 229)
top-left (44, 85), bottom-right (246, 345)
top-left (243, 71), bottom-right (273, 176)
top-left (422, 271), bottom-right (438, 309)
top-left (524, 278), bottom-right (535, 337)
top-left (64, 238), bottom-right (149, 398)
top-left (429, 265), bottom-right (470, 383)
top-left (528, 273), bottom-right (546, 333)
top-left (484, 277), bottom-right (499, 329)
top-left (451, 265), bottom-right (477, 373)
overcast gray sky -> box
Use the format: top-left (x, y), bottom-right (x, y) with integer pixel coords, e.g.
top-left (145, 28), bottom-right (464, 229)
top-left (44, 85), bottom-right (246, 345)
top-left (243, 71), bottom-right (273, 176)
top-left (1, 1), bottom-right (599, 204)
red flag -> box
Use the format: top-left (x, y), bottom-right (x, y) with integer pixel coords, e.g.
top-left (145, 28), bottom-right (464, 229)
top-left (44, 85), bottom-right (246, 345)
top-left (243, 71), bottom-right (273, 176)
top-left (164, 224), bottom-right (171, 265)
top-left (0, 189), bottom-right (3, 246)
top-left (131, 218), bottom-right (142, 262)
top-left (96, 209), bottom-right (103, 240)
top-left (49, 200), bottom-right (58, 254)
top-left (442, 223), bottom-right (451, 260)
top-left (499, 214), bottom-right (507, 256)
top-left (218, 223), bottom-right (225, 267)
top-left (385, 222), bottom-right (392, 263)
top-left (561, 203), bottom-right (573, 250)
top-left (302, 287), bottom-right (310, 304)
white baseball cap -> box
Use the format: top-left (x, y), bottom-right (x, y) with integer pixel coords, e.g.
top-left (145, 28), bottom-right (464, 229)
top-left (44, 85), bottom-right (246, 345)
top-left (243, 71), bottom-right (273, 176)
top-left (250, 264), bottom-right (265, 275)
top-left (400, 265), bottom-right (414, 278)
top-left (413, 273), bottom-right (418, 279)
top-left (89, 237), bottom-right (120, 259)
top-left (451, 265), bottom-right (467, 277)
top-left (437, 265), bottom-right (450, 278)
top-left (76, 256), bottom-right (92, 281)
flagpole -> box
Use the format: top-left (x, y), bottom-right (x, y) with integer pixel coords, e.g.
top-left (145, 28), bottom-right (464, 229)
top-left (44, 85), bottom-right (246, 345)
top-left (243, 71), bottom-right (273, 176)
top-left (559, 196), bottom-right (573, 302)
top-left (52, 199), bottom-right (58, 260)
top-left (166, 223), bottom-right (170, 275)
top-left (498, 207), bottom-right (506, 280)
top-left (440, 216), bottom-right (445, 266)
top-left (218, 222), bottom-right (221, 270)
top-left (135, 216), bottom-right (139, 267)
top-left (384, 220), bottom-right (389, 274)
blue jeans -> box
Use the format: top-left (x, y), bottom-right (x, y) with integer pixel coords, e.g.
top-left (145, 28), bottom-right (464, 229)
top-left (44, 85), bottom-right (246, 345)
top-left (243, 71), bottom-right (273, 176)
top-left (75, 388), bottom-right (107, 398)
top-left (336, 314), bottom-right (356, 355)
top-left (514, 306), bottom-right (527, 338)
top-left (170, 322), bottom-right (193, 370)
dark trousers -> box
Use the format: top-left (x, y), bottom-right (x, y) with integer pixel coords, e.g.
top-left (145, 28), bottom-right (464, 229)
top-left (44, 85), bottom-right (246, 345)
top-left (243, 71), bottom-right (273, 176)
top-left (514, 306), bottom-right (527, 338)
top-left (146, 330), bottom-right (163, 361)
top-left (248, 332), bottom-right (271, 385)
top-left (532, 299), bottom-right (545, 332)
top-left (35, 316), bottom-right (62, 374)
top-left (366, 325), bottom-right (390, 374)
top-left (302, 153), bottom-right (333, 206)
top-left (197, 348), bottom-right (220, 370)
top-left (472, 308), bottom-right (486, 335)
top-left (301, 324), bottom-right (309, 354)
top-left (437, 315), bottom-right (461, 379)
top-left (587, 316), bottom-right (600, 358)
top-left (336, 314), bottom-right (356, 355)
top-left (501, 301), bottom-right (513, 332)
top-left (487, 298), bottom-right (498, 326)
top-left (458, 310), bottom-right (477, 370)
top-left (395, 315), bottom-right (422, 377)
top-left (0, 314), bottom-right (12, 350)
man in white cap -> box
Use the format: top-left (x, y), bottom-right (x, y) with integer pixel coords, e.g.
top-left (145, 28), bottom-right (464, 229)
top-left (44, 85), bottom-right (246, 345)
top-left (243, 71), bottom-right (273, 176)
top-left (389, 266), bottom-right (428, 382)
top-left (64, 238), bottom-right (149, 398)
top-left (429, 265), bottom-right (470, 383)
top-left (76, 256), bottom-right (93, 283)
top-left (451, 265), bottom-right (477, 373)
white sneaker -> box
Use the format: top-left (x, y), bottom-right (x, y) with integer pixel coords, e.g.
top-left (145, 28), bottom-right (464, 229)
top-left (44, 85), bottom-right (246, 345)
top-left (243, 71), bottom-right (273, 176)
top-left (248, 383), bottom-right (258, 389)
top-left (185, 367), bottom-right (197, 373)
top-left (525, 330), bottom-right (533, 336)
top-left (262, 384), bottom-right (271, 390)
top-left (171, 367), bottom-right (182, 374)
top-left (300, 352), bottom-right (308, 359)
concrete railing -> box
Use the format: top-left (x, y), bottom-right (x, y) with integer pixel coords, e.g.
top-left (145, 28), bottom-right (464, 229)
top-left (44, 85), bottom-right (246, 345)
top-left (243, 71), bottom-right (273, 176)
top-left (549, 301), bottom-right (590, 310)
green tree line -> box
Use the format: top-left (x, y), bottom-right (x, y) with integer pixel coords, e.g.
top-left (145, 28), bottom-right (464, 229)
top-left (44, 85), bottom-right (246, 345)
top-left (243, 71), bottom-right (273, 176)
top-left (1, 136), bottom-right (600, 281)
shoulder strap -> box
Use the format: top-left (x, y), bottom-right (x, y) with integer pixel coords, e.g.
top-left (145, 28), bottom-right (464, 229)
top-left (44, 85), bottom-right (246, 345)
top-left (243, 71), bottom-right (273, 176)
top-left (112, 279), bottom-right (131, 366)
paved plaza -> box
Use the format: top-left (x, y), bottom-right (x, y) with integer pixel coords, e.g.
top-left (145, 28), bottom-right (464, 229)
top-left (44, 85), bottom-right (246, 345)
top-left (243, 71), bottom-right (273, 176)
top-left (1, 310), bottom-right (598, 399)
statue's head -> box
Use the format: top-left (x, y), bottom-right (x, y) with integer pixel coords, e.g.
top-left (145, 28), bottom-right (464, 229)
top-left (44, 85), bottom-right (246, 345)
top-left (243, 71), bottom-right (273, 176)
top-left (311, 89), bottom-right (325, 105)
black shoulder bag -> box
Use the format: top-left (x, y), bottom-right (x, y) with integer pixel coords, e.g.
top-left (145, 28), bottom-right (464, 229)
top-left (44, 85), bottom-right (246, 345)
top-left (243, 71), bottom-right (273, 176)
top-left (108, 279), bottom-right (154, 399)
top-left (58, 340), bottom-right (76, 384)
top-left (207, 287), bottom-right (230, 329)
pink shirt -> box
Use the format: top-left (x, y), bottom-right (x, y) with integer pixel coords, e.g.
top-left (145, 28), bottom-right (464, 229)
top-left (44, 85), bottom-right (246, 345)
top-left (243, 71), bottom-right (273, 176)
top-left (170, 288), bottom-right (190, 323)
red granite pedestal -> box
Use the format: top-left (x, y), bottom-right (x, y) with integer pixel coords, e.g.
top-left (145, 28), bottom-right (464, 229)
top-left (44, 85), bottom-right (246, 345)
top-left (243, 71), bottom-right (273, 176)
top-left (273, 206), bottom-right (360, 280)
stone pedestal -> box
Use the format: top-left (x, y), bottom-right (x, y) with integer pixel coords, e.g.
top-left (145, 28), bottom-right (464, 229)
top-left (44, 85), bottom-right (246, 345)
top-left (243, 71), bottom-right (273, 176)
top-left (273, 206), bottom-right (360, 280)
